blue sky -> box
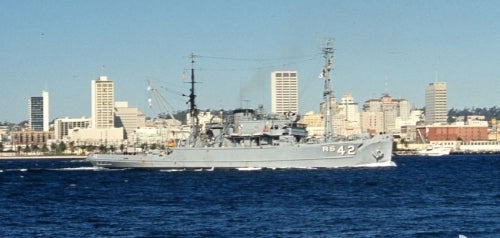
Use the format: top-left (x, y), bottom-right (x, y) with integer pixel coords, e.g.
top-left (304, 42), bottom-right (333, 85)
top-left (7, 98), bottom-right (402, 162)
top-left (1, 0), bottom-right (500, 123)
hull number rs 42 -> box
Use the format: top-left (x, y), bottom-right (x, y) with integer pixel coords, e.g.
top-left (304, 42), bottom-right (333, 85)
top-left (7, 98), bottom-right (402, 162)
top-left (322, 145), bottom-right (357, 155)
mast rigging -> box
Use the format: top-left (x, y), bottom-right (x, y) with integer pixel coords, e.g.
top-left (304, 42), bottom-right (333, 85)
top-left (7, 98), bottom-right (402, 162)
top-left (322, 39), bottom-right (335, 142)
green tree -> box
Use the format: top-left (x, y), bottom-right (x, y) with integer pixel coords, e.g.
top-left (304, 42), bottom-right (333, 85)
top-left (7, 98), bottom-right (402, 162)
top-left (31, 144), bottom-right (40, 155)
top-left (69, 141), bottom-right (75, 154)
top-left (58, 142), bottom-right (67, 154)
top-left (41, 144), bottom-right (49, 154)
top-left (85, 145), bottom-right (96, 154)
top-left (99, 144), bottom-right (107, 153)
top-left (150, 143), bottom-right (158, 150)
top-left (50, 143), bottom-right (57, 154)
top-left (80, 144), bottom-right (87, 153)
top-left (23, 145), bottom-right (31, 154)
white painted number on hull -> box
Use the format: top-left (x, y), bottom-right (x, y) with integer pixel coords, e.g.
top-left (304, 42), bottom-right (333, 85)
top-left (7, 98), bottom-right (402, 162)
top-left (322, 145), bottom-right (357, 155)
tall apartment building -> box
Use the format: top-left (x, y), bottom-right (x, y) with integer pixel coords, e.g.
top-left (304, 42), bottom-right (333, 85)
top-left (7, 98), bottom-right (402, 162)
top-left (271, 71), bottom-right (298, 114)
top-left (91, 76), bottom-right (114, 128)
top-left (29, 91), bottom-right (49, 131)
top-left (425, 82), bottom-right (447, 125)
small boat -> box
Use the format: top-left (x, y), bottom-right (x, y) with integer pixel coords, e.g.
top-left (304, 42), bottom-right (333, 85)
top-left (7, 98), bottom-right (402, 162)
top-left (417, 144), bottom-right (451, 156)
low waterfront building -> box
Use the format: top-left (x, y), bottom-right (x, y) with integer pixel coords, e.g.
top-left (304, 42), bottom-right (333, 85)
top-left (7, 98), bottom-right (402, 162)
top-left (54, 117), bottom-right (91, 141)
top-left (11, 130), bottom-right (54, 148)
top-left (416, 124), bottom-right (488, 143)
top-left (134, 126), bottom-right (191, 146)
top-left (458, 140), bottom-right (500, 152)
top-left (68, 127), bottom-right (124, 146)
top-left (0, 126), bottom-right (8, 144)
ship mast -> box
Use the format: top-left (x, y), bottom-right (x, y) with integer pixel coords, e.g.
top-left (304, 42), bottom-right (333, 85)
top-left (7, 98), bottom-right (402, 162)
top-left (188, 53), bottom-right (200, 144)
top-left (322, 39), bottom-right (334, 142)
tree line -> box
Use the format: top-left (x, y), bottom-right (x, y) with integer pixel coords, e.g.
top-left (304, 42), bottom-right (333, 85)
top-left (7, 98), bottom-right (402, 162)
top-left (447, 106), bottom-right (500, 124)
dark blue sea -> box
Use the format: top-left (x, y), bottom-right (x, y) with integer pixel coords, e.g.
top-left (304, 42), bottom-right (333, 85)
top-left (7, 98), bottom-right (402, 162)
top-left (1, 155), bottom-right (498, 237)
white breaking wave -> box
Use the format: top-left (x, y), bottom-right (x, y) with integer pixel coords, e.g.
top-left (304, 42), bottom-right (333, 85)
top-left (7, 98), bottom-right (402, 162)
top-left (352, 160), bottom-right (397, 168)
top-left (53, 167), bottom-right (101, 171)
top-left (160, 169), bottom-right (187, 172)
top-left (3, 168), bottom-right (28, 172)
top-left (236, 167), bottom-right (262, 171)
top-left (268, 167), bottom-right (318, 170)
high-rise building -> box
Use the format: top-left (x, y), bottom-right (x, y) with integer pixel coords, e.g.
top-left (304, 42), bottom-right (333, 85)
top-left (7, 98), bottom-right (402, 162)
top-left (70, 76), bottom-right (123, 145)
top-left (91, 76), bottom-right (114, 129)
top-left (29, 91), bottom-right (49, 131)
top-left (271, 71), bottom-right (298, 114)
top-left (361, 94), bottom-right (411, 134)
top-left (425, 82), bottom-right (447, 125)
top-left (337, 93), bottom-right (361, 136)
top-left (339, 93), bottom-right (360, 123)
top-left (114, 101), bottom-right (146, 139)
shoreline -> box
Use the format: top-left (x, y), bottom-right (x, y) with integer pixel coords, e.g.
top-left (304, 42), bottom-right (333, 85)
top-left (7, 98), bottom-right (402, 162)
top-left (394, 150), bottom-right (500, 156)
top-left (0, 155), bottom-right (87, 160)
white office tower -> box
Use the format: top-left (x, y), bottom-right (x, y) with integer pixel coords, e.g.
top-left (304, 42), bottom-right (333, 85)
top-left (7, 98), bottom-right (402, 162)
top-left (91, 76), bottom-right (114, 128)
top-left (28, 91), bottom-right (49, 131)
top-left (271, 71), bottom-right (298, 114)
top-left (425, 82), bottom-right (447, 125)
top-left (339, 93), bottom-right (360, 123)
top-left (337, 93), bottom-right (361, 135)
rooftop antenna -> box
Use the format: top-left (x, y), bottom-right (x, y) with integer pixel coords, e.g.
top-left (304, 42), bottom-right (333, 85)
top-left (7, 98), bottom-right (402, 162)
top-left (384, 78), bottom-right (389, 95)
top-left (101, 65), bottom-right (106, 76)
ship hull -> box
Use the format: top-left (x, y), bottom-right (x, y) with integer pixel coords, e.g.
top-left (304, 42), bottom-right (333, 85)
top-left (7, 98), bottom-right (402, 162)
top-left (87, 134), bottom-right (394, 169)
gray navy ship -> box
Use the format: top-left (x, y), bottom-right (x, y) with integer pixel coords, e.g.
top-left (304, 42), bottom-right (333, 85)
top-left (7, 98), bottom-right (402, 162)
top-left (87, 40), bottom-right (394, 169)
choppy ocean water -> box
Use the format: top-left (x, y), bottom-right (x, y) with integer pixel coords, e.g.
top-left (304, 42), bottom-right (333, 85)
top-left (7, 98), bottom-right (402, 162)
top-left (0, 155), bottom-right (498, 237)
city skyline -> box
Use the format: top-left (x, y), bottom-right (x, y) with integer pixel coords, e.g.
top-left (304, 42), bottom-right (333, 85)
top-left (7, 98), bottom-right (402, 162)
top-left (2, 1), bottom-right (500, 123)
